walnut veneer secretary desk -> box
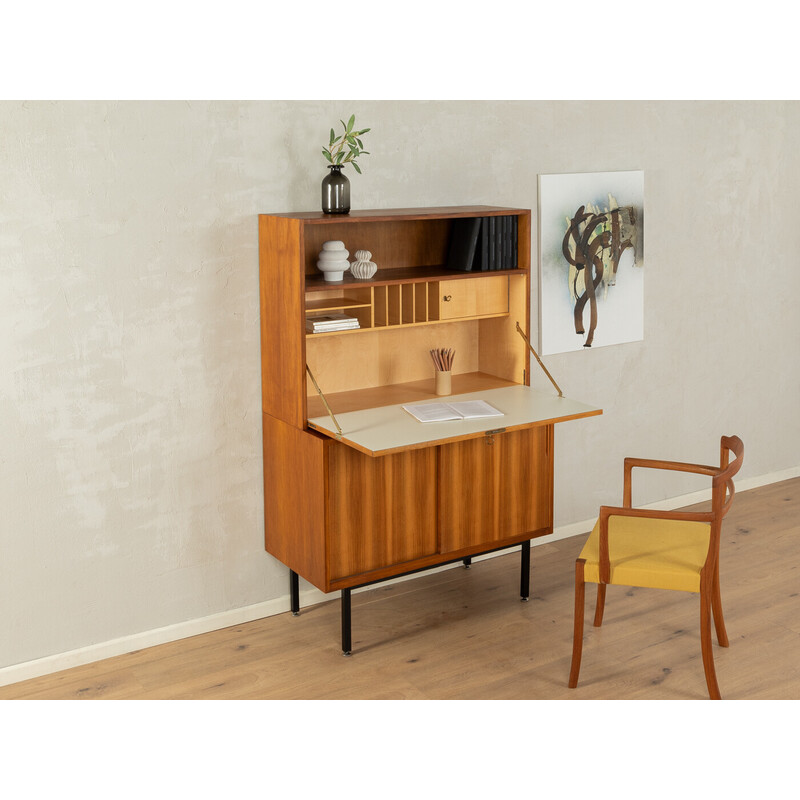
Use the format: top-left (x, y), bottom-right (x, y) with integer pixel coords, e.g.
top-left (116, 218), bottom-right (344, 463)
top-left (258, 206), bottom-right (601, 654)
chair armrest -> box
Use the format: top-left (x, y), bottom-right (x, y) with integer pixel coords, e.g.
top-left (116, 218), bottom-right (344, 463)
top-left (597, 505), bottom-right (715, 583)
top-left (623, 458), bottom-right (718, 507)
top-left (624, 457), bottom-right (718, 476)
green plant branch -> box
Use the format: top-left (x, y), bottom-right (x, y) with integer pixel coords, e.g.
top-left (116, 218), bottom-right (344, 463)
top-left (322, 114), bottom-right (370, 173)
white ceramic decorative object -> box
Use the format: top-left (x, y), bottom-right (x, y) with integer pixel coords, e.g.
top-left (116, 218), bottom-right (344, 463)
top-left (350, 249), bottom-right (377, 280)
top-left (317, 240), bottom-right (350, 282)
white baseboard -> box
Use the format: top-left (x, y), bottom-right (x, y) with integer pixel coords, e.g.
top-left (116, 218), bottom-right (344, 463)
top-left (2, 465), bottom-right (797, 689)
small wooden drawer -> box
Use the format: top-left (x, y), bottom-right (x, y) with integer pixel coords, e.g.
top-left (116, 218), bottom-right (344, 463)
top-left (437, 276), bottom-right (509, 320)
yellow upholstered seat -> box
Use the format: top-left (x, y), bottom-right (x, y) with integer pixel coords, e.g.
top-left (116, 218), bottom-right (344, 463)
top-left (579, 515), bottom-right (710, 593)
top-left (568, 435), bottom-right (744, 700)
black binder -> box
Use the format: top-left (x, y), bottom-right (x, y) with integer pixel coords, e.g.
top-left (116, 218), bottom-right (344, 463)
top-left (445, 217), bottom-right (481, 272)
top-left (511, 215), bottom-right (518, 268)
top-left (475, 217), bottom-right (490, 270)
top-left (502, 215), bottom-right (512, 268)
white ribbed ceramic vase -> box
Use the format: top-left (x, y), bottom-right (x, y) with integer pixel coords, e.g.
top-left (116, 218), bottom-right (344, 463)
top-left (350, 249), bottom-right (377, 280)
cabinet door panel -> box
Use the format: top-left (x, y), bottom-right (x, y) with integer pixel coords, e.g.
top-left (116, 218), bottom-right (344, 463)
top-left (438, 426), bottom-right (552, 553)
top-left (439, 276), bottom-right (508, 320)
top-left (327, 444), bottom-right (438, 581)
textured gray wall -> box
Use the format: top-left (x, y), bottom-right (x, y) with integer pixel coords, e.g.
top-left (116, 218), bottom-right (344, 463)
top-left (1, 100), bottom-right (798, 669)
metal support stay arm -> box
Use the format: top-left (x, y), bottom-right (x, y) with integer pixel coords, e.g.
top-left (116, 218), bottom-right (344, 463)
top-left (306, 364), bottom-right (343, 439)
top-left (515, 322), bottom-right (564, 398)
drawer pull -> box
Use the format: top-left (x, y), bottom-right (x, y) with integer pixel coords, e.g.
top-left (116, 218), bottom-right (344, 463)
top-left (443, 294), bottom-right (452, 302)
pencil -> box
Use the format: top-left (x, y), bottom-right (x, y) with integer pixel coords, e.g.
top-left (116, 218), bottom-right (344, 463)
top-left (430, 347), bottom-right (455, 371)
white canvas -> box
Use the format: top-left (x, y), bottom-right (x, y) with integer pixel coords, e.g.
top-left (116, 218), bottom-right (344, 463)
top-left (538, 171), bottom-right (645, 355)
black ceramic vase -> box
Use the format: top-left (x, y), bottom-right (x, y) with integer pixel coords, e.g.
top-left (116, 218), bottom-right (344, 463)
top-left (321, 164), bottom-right (350, 214)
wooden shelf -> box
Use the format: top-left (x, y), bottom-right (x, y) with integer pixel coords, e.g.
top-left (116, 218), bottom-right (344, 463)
top-left (273, 205), bottom-right (530, 223)
top-left (305, 312), bottom-right (510, 338)
top-left (304, 266), bottom-right (523, 293)
top-left (305, 296), bottom-right (372, 312)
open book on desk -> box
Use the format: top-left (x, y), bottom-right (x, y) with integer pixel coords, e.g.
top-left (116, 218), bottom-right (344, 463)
top-left (402, 399), bottom-right (504, 423)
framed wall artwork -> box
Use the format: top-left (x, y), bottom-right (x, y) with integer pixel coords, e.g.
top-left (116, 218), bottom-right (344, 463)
top-left (538, 170), bottom-right (644, 355)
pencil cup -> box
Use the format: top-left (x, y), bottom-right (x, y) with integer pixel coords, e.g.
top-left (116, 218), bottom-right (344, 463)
top-left (435, 370), bottom-right (452, 396)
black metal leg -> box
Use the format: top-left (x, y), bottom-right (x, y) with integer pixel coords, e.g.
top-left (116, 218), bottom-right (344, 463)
top-left (341, 588), bottom-right (352, 656)
top-left (520, 540), bottom-right (531, 601)
top-left (463, 556), bottom-right (472, 569)
top-left (290, 570), bottom-right (300, 616)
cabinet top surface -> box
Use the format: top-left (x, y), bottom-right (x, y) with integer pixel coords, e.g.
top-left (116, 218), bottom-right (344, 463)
top-left (262, 206), bottom-right (530, 223)
top-left (307, 386), bottom-right (601, 457)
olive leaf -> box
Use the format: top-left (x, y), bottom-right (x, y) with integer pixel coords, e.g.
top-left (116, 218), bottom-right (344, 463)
top-left (322, 115), bottom-right (371, 173)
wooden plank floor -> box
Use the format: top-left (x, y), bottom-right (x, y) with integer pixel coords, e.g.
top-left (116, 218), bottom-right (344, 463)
top-left (2, 477), bottom-right (798, 700)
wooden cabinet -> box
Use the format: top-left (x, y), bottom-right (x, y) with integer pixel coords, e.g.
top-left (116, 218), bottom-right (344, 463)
top-left (259, 206), bottom-right (600, 649)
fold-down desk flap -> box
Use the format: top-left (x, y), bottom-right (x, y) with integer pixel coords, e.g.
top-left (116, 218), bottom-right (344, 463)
top-left (306, 385), bottom-right (601, 457)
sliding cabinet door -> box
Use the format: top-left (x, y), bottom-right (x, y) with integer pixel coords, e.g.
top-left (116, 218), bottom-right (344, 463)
top-left (326, 443), bottom-right (438, 583)
top-left (438, 426), bottom-right (553, 554)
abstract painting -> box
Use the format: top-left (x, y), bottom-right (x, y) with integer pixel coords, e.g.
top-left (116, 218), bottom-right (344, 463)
top-left (538, 171), bottom-right (644, 355)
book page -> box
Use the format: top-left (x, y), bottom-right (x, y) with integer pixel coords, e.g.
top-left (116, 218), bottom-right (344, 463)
top-left (447, 400), bottom-right (503, 419)
top-left (402, 400), bottom-right (503, 423)
top-left (401, 403), bottom-right (462, 422)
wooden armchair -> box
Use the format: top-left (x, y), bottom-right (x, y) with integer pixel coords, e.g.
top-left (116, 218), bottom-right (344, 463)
top-left (568, 435), bottom-right (744, 699)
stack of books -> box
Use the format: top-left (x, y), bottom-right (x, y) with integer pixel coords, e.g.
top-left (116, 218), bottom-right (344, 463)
top-left (306, 312), bottom-right (361, 333)
top-left (445, 215), bottom-right (518, 272)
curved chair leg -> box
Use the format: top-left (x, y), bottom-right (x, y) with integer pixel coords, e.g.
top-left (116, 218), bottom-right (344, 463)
top-left (711, 563), bottom-right (729, 647)
top-left (700, 589), bottom-right (721, 700)
top-left (593, 584), bottom-right (607, 627)
top-left (568, 559), bottom-right (586, 688)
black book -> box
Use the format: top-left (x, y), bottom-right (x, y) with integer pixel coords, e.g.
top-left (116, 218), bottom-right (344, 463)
top-left (473, 217), bottom-right (490, 271)
top-left (445, 217), bottom-right (481, 272)
top-left (493, 216), bottom-right (502, 269)
top-left (487, 216), bottom-right (496, 270)
top-left (511, 215), bottom-right (518, 268)
top-left (502, 216), bottom-right (511, 268)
